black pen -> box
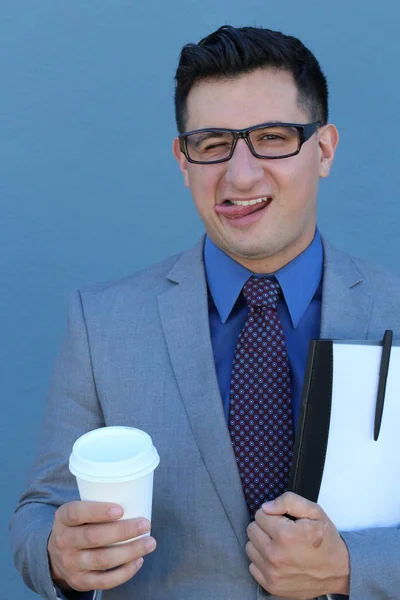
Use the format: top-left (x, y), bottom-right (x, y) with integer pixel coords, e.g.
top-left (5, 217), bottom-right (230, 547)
top-left (374, 330), bottom-right (393, 441)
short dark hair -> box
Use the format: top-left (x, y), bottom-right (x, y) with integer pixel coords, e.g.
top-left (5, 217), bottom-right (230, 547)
top-left (174, 25), bottom-right (328, 133)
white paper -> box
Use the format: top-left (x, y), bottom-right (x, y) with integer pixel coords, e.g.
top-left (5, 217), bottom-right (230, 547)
top-left (316, 343), bottom-right (400, 531)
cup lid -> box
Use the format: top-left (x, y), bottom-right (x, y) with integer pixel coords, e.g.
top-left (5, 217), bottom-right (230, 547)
top-left (69, 426), bottom-right (160, 483)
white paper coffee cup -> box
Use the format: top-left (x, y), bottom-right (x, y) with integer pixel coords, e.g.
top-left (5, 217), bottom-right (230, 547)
top-left (69, 426), bottom-right (160, 542)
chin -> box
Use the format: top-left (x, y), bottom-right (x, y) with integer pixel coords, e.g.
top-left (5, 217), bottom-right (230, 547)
top-left (231, 238), bottom-right (282, 258)
top-left (228, 245), bottom-right (278, 262)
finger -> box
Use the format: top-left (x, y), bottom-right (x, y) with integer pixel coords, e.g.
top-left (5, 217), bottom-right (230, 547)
top-left (79, 536), bottom-right (157, 572)
top-left (71, 557), bottom-right (145, 592)
top-left (257, 507), bottom-right (330, 549)
top-left (245, 539), bottom-right (266, 571)
top-left (247, 520), bottom-right (272, 554)
top-left (249, 561), bottom-right (269, 591)
top-left (254, 510), bottom-right (291, 540)
top-left (58, 518), bottom-right (151, 550)
top-left (58, 501), bottom-right (124, 527)
top-left (262, 492), bottom-right (324, 520)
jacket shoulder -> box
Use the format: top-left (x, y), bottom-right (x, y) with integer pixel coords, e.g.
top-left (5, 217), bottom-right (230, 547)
top-left (78, 251), bottom-right (184, 307)
top-left (351, 255), bottom-right (400, 298)
top-left (323, 239), bottom-right (400, 299)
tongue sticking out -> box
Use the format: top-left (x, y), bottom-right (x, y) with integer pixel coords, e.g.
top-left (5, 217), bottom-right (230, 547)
top-left (215, 200), bottom-right (270, 219)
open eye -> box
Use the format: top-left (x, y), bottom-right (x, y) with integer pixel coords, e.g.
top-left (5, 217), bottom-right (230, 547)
top-left (260, 133), bottom-right (285, 141)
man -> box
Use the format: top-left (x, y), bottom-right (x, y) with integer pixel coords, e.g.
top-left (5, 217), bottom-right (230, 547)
top-left (10, 25), bottom-right (400, 600)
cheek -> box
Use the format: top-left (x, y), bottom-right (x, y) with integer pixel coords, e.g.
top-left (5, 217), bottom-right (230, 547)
top-left (274, 158), bottom-right (319, 206)
top-left (188, 167), bottom-right (222, 212)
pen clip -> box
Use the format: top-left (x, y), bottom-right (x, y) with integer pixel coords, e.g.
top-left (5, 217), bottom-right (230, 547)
top-left (374, 329), bottom-right (393, 441)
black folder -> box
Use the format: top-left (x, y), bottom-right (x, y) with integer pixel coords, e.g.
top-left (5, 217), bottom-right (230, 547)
top-left (287, 338), bottom-right (333, 503)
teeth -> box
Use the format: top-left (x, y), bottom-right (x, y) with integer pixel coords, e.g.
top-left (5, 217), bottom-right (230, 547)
top-left (230, 197), bottom-right (269, 206)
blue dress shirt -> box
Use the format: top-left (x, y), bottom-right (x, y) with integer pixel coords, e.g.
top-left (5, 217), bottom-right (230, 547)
top-left (204, 230), bottom-right (323, 429)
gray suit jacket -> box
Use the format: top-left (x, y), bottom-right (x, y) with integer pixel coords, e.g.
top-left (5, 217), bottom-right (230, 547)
top-left (10, 237), bottom-right (400, 600)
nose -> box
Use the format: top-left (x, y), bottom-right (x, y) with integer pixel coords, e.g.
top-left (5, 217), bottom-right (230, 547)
top-left (224, 138), bottom-right (265, 190)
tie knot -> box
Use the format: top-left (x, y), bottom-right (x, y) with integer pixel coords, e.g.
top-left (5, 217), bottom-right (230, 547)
top-left (242, 276), bottom-right (281, 310)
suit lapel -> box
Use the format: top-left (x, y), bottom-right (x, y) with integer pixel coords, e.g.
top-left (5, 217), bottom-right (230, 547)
top-left (320, 239), bottom-right (373, 340)
top-left (157, 239), bottom-right (249, 548)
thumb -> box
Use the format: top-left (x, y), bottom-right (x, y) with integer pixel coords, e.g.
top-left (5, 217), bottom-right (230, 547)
top-left (262, 492), bottom-right (323, 520)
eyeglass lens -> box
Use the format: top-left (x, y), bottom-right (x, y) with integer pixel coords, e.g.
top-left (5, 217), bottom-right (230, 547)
top-left (185, 125), bottom-right (300, 162)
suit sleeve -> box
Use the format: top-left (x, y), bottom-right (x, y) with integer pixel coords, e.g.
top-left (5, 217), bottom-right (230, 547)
top-left (340, 527), bottom-right (400, 599)
top-left (9, 290), bottom-right (104, 600)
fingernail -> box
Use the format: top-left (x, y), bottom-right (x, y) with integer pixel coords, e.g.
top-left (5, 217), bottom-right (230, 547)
top-left (136, 557), bottom-right (144, 569)
top-left (145, 538), bottom-right (156, 552)
top-left (138, 519), bottom-right (150, 535)
top-left (108, 506), bottom-right (123, 519)
top-left (262, 500), bottom-right (275, 509)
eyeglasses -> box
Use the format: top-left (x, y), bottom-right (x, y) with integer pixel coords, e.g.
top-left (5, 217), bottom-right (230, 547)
top-left (179, 121), bottom-right (321, 164)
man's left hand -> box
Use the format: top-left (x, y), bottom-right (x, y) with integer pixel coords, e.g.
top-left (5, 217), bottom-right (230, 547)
top-left (246, 492), bottom-right (350, 599)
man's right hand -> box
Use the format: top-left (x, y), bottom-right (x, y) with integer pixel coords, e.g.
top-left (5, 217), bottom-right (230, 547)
top-left (47, 501), bottom-right (157, 594)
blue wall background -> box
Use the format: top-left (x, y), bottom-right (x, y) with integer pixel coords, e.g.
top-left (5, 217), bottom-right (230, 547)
top-left (1, 1), bottom-right (399, 597)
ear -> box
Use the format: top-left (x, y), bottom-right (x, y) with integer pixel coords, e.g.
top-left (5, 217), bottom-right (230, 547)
top-left (173, 137), bottom-right (190, 188)
top-left (318, 124), bottom-right (339, 178)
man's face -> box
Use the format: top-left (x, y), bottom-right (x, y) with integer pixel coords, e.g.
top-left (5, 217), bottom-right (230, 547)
top-left (173, 68), bottom-right (338, 272)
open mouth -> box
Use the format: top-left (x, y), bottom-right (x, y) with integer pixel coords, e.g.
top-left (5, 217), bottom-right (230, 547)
top-left (224, 197), bottom-right (269, 207)
top-left (216, 196), bottom-right (272, 219)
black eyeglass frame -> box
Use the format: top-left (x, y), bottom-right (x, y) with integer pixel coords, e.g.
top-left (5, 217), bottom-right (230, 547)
top-left (179, 121), bottom-right (322, 164)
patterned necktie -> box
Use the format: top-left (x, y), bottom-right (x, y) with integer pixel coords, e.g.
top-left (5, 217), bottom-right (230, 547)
top-left (229, 276), bottom-right (294, 517)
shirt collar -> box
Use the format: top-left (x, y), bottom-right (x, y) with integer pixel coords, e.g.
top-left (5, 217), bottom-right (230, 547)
top-left (204, 229), bottom-right (323, 328)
